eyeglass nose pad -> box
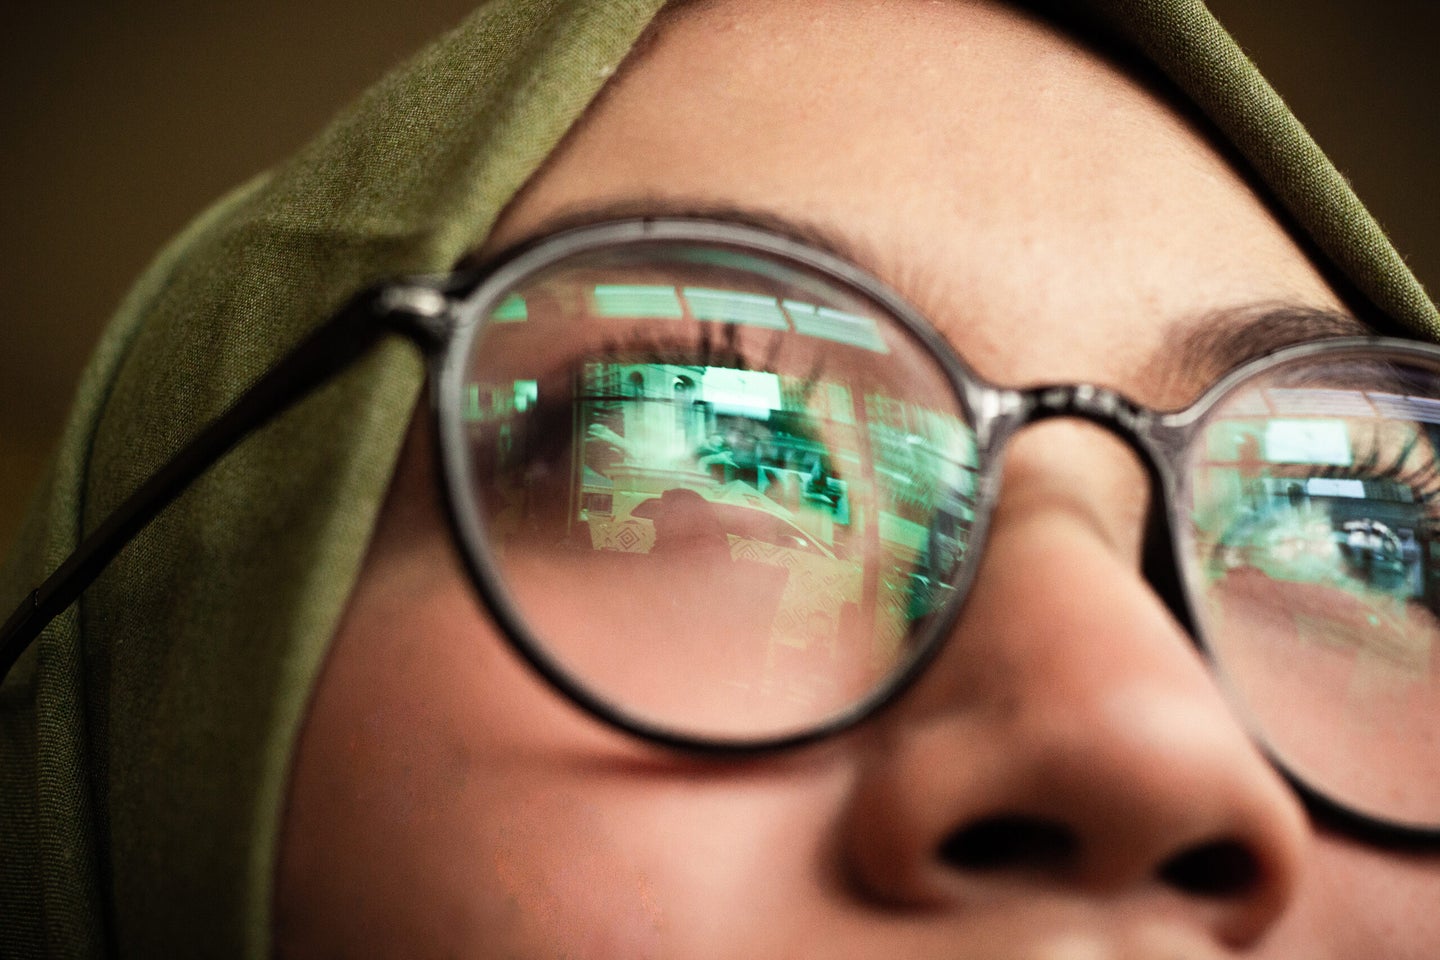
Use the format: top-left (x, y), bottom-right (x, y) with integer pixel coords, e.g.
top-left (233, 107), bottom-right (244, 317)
top-left (1139, 486), bottom-right (1199, 642)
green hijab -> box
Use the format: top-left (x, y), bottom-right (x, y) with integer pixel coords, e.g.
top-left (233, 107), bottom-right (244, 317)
top-left (1, 0), bottom-right (1433, 956)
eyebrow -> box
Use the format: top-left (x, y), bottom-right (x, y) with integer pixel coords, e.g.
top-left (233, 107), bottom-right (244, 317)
top-left (509, 196), bottom-right (1377, 392)
top-left (1162, 302), bottom-right (1374, 389)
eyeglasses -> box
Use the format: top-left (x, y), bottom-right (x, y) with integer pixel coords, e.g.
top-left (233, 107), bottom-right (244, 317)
top-left (5, 218), bottom-right (1440, 848)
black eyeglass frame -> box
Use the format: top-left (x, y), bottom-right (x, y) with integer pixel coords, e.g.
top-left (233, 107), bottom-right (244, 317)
top-left (3, 217), bottom-right (1438, 850)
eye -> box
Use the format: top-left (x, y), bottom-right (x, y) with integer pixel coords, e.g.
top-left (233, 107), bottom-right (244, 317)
top-left (1190, 408), bottom-right (1440, 674)
top-left (1335, 517), bottom-right (1415, 593)
top-left (1197, 409), bottom-right (1440, 601)
top-left (1210, 497), bottom-right (1425, 601)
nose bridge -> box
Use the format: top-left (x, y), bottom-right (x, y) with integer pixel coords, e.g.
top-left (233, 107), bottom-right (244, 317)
top-left (993, 383), bottom-right (1196, 636)
top-left (837, 394), bottom-right (1312, 939)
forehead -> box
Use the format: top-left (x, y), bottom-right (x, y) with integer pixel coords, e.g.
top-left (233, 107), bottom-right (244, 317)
top-left (486, 0), bottom-right (1347, 404)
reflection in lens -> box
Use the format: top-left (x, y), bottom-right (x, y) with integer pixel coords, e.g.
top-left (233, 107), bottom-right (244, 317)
top-left (458, 242), bottom-right (977, 741)
top-left (1185, 361), bottom-right (1440, 827)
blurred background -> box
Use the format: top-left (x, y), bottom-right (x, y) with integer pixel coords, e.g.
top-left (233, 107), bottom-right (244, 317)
top-left (0, 0), bottom-right (1436, 554)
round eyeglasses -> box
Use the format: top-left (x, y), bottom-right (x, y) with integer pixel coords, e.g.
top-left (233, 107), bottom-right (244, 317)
top-left (5, 217), bottom-right (1440, 848)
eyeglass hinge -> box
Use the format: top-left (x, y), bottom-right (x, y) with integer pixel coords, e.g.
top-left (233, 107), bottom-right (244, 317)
top-left (372, 281), bottom-right (460, 353)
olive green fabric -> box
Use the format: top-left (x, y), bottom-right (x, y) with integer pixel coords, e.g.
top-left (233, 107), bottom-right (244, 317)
top-left (0, 2), bottom-right (668, 955)
top-left (0, 0), bottom-right (1433, 958)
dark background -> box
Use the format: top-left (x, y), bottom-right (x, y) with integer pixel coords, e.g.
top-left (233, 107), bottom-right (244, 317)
top-left (1, 1), bottom-right (1435, 553)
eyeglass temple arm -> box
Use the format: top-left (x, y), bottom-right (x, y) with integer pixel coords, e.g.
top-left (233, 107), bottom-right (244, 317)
top-left (0, 280), bottom-right (459, 684)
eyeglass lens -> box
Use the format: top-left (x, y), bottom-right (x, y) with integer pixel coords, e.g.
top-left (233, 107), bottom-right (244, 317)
top-left (458, 242), bottom-right (977, 740)
top-left (1181, 357), bottom-right (1440, 828)
top-left (453, 237), bottom-right (1440, 831)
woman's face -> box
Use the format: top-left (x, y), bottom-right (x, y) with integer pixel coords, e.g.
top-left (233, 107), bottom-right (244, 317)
top-left (275, 1), bottom-right (1440, 956)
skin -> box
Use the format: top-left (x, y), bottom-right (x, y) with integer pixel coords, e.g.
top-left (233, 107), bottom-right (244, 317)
top-left (274, 1), bottom-right (1440, 957)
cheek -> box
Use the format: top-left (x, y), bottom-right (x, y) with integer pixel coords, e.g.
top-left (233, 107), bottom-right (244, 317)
top-left (273, 541), bottom-right (850, 959)
top-left (1275, 837), bottom-right (1440, 959)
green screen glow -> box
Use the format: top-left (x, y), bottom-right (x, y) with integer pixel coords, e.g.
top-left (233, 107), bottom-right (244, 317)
top-left (683, 287), bottom-right (788, 330)
top-left (592, 284), bottom-right (685, 319)
top-left (784, 300), bottom-right (889, 354)
top-left (1263, 419), bottom-right (1353, 465)
top-left (489, 293), bottom-right (528, 322)
top-left (700, 367), bottom-right (783, 415)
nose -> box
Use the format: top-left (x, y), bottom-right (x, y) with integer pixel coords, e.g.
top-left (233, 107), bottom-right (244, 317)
top-left (840, 423), bottom-right (1309, 947)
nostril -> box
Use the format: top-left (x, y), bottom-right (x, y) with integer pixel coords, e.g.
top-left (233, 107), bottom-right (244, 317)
top-left (1158, 839), bottom-right (1260, 898)
top-left (940, 816), bottom-right (1078, 873)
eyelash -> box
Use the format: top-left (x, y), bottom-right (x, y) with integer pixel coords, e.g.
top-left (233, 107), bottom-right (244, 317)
top-left (470, 331), bottom-right (763, 471)
top-left (1325, 428), bottom-right (1440, 518)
